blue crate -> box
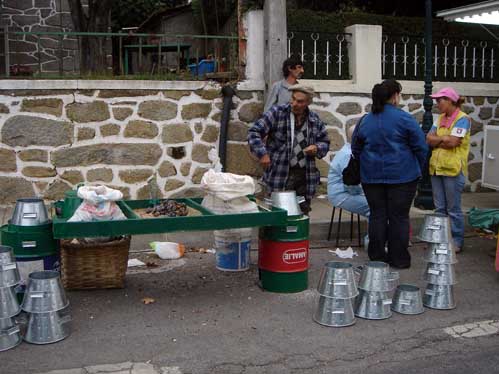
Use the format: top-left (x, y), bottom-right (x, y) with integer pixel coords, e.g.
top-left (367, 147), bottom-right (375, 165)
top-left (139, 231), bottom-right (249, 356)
top-left (188, 59), bottom-right (216, 77)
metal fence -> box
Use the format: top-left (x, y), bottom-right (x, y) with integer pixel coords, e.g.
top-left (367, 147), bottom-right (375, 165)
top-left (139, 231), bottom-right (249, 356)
top-left (382, 34), bottom-right (499, 83)
top-left (0, 27), bottom-right (239, 80)
top-left (287, 31), bottom-right (351, 80)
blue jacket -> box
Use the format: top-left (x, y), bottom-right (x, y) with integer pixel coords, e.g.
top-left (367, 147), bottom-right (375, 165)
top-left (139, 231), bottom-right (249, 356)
top-left (351, 104), bottom-right (428, 184)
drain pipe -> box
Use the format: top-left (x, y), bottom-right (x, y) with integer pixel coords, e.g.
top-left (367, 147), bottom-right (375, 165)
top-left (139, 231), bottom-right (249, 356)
top-left (219, 85), bottom-right (236, 171)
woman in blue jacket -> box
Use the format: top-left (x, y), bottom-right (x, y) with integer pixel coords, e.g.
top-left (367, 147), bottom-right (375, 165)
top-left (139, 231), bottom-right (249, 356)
top-left (352, 80), bottom-right (428, 268)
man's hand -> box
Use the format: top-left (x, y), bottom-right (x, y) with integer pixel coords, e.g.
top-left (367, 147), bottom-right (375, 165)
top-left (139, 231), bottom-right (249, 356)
top-left (259, 154), bottom-right (271, 169)
top-left (303, 145), bottom-right (318, 156)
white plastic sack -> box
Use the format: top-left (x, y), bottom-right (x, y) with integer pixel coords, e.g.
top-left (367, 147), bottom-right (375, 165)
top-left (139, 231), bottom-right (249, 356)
top-left (68, 185), bottom-right (126, 222)
top-left (200, 169), bottom-right (255, 201)
top-left (202, 194), bottom-right (259, 215)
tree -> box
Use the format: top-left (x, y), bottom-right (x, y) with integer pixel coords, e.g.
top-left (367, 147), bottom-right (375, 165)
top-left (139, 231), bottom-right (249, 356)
top-left (67, 0), bottom-right (113, 74)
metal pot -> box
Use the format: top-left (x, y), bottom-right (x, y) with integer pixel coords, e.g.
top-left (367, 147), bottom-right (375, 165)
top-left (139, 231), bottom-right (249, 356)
top-left (313, 296), bottom-right (355, 327)
top-left (423, 263), bottom-right (457, 285)
top-left (355, 261), bottom-right (399, 292)
top-left (264, 191), bottom-right (306, 216)
top-left (418, 213), bottom-right (451, 244)
top-left (423, 284), bottom-right (456, 310)
top-left (23, 306), bottom-right (71, 345)
top-left (424, 243), bottom-right (458, 264)
top-left (317, 262), bottom-right (358, 299)
top-left (354, 290), bottom-right (393, 320)
top-left (0, 317), bottom-right (21, 352)
top-left (10, 198), bottom-right (50, 227)
top-left (22, 271), bottom-right (68, 313)
top-left (0, 286), bottom-right (21, 319)
top-left (391, 284), bottom-right (425, 315)
top-left (0, 246), bottom-right (20, 288)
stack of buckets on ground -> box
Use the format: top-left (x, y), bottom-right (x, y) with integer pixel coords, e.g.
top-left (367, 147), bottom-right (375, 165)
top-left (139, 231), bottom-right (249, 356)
top-left (258, 192), bottom-right (310, 293)
top-left (0, 198), bottom-right (60, 296)
top-left (419, 214), bottom-right (457, 310)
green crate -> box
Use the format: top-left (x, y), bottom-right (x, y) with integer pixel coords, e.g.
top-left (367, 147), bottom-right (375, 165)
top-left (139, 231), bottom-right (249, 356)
top-left (1, 224), bottom-right (59, 258)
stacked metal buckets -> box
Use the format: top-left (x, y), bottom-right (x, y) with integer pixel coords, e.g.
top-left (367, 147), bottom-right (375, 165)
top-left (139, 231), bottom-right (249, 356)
top-left (0, 199), bottom-right (60, 292)
top-left (0, 246), bottom-right (22, 351)
top-left (419, 214), bottom-right (457, 310)
top-left (354, 262), bottom-right (400, 320)
top-left (314, 262), bottom-right (358, 327)
top-left (21, 270), bottom-right (71, 344)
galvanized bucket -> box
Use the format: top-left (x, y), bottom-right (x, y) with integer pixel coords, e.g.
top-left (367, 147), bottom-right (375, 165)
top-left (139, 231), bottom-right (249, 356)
top-left (0, 317), bottom-right (21, 352)
top-left (356, 261), bottom-right (399, 292)
top-left (391, 284), bottom-right (425, 315)
top-left (0, 286), bottom-right (21, 319)
top-left (423, 263), bottom-right (457, 285)
top-left (418, 213), bottom-right (451, 244)
top-left (23, 306), bottom-right (71, 345)
top-left (423, 284), bottom-right (456, 310)
top-left (0, 246), bottom-right (20, 288)
top-left (22, 271), bottom-right (68, 313)
top-left (354, 290), bottom-right (393, 320)
top-left (11, 198), bottom-right (50, 227)
top-left (424, 243), bottom-right (458, 264)
top-left (317, 262), bottom-right (358, 299)
top-left (313, 296), bottom-right (355, 327)
top-left (264, 191), bottom-right (306, 217)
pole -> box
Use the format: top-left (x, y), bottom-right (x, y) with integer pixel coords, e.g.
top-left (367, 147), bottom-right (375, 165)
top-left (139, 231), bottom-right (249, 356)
top-left (414, 0), bottom-right (435, 210)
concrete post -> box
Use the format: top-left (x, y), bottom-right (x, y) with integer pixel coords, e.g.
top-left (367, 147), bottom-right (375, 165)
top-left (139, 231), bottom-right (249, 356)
top-left (263, 0), bottom-right (287, 99)
top-left (345, 24), bottom-right (382, 92)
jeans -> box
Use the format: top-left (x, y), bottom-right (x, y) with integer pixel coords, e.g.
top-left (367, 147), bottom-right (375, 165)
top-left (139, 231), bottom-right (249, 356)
top-left (362, 180), bottom-right (418, 267)
top-left (431, 173), bottom-right (466, 248)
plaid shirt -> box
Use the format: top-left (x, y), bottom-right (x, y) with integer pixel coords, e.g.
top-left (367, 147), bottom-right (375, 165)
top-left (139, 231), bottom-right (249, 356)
top-left (247, 104), bottom-right (330, 199)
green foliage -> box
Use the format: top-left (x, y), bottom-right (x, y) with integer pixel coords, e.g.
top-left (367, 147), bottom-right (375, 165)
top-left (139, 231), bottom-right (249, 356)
top-left (191, 0), bottom-right (237, 34)
top-left (111, 0), bottom-right (182, 31)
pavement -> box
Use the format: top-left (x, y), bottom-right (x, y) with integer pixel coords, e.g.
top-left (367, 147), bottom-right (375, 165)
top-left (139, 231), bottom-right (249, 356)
top-left (1, 192), bottom-right (499, 374)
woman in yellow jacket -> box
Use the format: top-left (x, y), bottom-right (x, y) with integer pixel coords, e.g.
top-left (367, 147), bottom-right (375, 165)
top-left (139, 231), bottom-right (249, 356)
top-left (426, 87), bottom-right (471, 253)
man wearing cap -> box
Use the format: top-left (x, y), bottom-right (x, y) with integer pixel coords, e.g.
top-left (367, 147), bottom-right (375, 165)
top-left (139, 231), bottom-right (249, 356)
top-left (426, 87), bottom-right (470, 253)
top-left (248, 84), bottom-right (330, 214)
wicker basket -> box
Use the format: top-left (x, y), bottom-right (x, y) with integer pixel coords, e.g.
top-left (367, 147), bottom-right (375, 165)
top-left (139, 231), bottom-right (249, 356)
top-left (60, 236), bottom-right (131, 290)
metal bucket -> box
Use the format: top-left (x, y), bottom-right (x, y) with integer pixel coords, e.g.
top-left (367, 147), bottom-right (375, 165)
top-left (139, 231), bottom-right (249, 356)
top-left (391, 284), bottom-right (425, 315)
top-left (424, 243), bottom-right (458, 264)
top-left (11, 198), bottom-right (50, 227)
top-left (0, 286), bottom-right (21, 318)
top-left (317, 262), bottom-right (358, 299)
top-left (313, 296), bottom-right (355, 327)
top-left (23, 306), bottom-right (71, 345)
top-left (356, 262), bottom-right (399, 292)
top-left (0, 246), bottom-right (20, 288)
top-left (354, 290), bottom-right (393, 320)
top-left (423, 263), bottom-right (457, 285)
top-left (22, 271), bottom-right (68, 313)
top-left (423, 284), bottom-right (456, 310)
top-left (0, 317), bottom-right (21, 352)
top-left (418, 213), bottom-right (451, 244)
top-left (265, 191), bottom-right (305, 217)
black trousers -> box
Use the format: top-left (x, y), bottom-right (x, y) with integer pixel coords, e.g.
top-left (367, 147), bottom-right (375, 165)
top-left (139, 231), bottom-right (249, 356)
top-left (285, 166), bottom-right (311, 214)
top-left (362, 180), bottom-right (418, 268)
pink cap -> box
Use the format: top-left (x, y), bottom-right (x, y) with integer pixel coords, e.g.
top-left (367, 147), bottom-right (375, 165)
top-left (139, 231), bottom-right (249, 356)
top-left (431, 87), bottom-right (460, 102)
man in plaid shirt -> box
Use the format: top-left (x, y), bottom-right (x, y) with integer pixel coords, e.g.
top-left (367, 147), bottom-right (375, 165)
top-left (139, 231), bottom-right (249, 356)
top-left (248, 84), bottom-right (330, 214)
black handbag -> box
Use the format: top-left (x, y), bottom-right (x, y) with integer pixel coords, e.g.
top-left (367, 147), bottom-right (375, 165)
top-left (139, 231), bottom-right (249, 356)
top-left (342, 115), bottom-right (366, 186)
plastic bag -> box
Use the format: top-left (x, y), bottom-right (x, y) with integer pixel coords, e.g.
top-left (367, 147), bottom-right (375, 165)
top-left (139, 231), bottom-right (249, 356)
top-left (201, 169), bottom-right (255, 201)
top-left (150, 242), bottom-right (185, 259)
top-left (468, 207), bottom-right (499, 230)
top-left (68, 185), bottom-right (126, 222)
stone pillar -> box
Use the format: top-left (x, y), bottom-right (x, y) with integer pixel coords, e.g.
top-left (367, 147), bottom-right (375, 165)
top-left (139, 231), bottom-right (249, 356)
top-left (345, 24), bottom-right (383, 92)
top-left (263, 0), bottom-right (287, 99)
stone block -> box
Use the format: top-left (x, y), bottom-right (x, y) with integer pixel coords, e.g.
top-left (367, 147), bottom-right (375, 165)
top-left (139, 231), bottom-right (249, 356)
top-left (18, 149), bottom-right (48, 162)
top-left (468, 162), bottom-right (482, 183)
top-left (21, 98), bottom-right (63, 116)
top-left (113, 107), bottom-right (133, 121)
top-left (0, 149), bottom-right (16, 172)
top-left (43, 180), bottom-right (72, 201)
top-left (119, 169), bottom-right (153, 184)
top-left (100, 123), bottom-right (121, 137)
top-left (22, 166), bottom-right (56, 178)
top-left (479, 107), bottom-right (493, 120)
top-left (77, 127), bottom-right (96, 141)
top-left (315, 110), bottom-right (343, 128)
top-left (2, 115), bottom-right (72, 147)
top-left (52, 144), bottom-right (162, 167)
top-left (60, 170), bottom-right (84, 185)
top-left (201, 125), bottom-right (219, 143)
top-left (158, 161), bottom-right (177, 178)
top-left (164, 179), bottom-right (185, 192)
top-left (181, 103), bottom-right (212, 120)
top-left (124, 120), bottom-right (158, 139)
top-left (192, 167), bottom-right (209, 184)
top-left (87, 168), bottom-right (113, 183)
top-left (336, 102), bottom-right (362, 116)
top-left (0, 177), bottom-right (35, 204)
top-left (163, 90), bottom-right (191, 100)
top-left (191, 144), bottom-right (213, 164)
top-left (98, 90), bottom-right (158, 98)
top-left (66, 101), bottom-right (110, 123)
top-left (180, 162), bottom-right (191, 176)
top-left (0, 104), bottom-right (9, 114)
top-left (326, 128), bottom-right (345, 152)
top-left (228, 121), bottom-right (248, 141)
top-left (137, 181), bottom-right (163, 200)
top-left (195, 89), bottom-right (220, 100)
top-left (226, 143), bottom-right (262, 177)
top-left (238, 102), bottom-right (263, 122)
top-left (138, 100), bottom-right (177, 121)
top-left (162, 124), bottom-right (193, 144)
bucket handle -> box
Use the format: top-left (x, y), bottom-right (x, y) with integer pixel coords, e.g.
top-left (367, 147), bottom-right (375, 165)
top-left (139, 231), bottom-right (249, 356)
top-left (382, 300), bottom-right (393, 305)
top-left (0, 326), bottom-right (20, 336)
top-left (59, 315), bottom-right (72, 324)
top-left (22, 241), bottom-right (37, 249)
top-left (22, 213), bottom-right (37, 219)
top-left (329, 281), bottom-right (348, 286)
top-left (326, 308), bottom-right (345, 314)
top-left (354, 265), bottom-right (364, 276)
top-left (386, 271), bottom-right (399, 282)
top-left (29, 291), bottom-right (47, 298)
top-left (425, 290), bottom-right (435, 296)
top-left (0, 263), bottom-right (17, 271)
top-left (398, 299), bottom-right (412, 306)
top-left (428, 269), bottom-right (441, 276)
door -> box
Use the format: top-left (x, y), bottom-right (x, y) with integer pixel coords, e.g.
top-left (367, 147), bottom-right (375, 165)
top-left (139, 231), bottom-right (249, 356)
top-left (482, 126), bottom-right (499, 191)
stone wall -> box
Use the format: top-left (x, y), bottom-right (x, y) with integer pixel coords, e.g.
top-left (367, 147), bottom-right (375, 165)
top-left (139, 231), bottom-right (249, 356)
top-left (0, 81), bottom-right (496, 205)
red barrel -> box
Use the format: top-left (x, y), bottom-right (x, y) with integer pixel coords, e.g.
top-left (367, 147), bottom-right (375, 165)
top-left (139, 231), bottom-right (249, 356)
top-left (258, 239), bottom-right (309, 273)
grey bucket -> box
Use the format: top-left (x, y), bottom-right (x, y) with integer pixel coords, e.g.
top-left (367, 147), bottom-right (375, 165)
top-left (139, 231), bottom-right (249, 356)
top-left (391, 284), bottom-right (425, 315)
top-left (11, 198), bottom-right (50, 226)
top-left (22, 271), bottom-right (68, 313)
top-left (317, 262), bottom-right (358, 299)
top-left (23, 306), bottom-right (71, 345)
top-left (354, 290), bottom-right (393, 320)
top-left (423, 284), bottom-right (456, 310)
top-left (418, 213), bottom-right (451, 244)
top-left (423, 263), bottom-right (457, 285)
top-left (356, 262), bottom-right (399, 292)
top-left (0, 317), bottom-right (21, 352)
top-left (313, 296), bottom-right (355, 327)
top-left (0, 246), bottom-right (20, 288)
top-left (0, 286), bottom-right (21, 319)
top-left (424, 243), bottom-right (458, 265)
